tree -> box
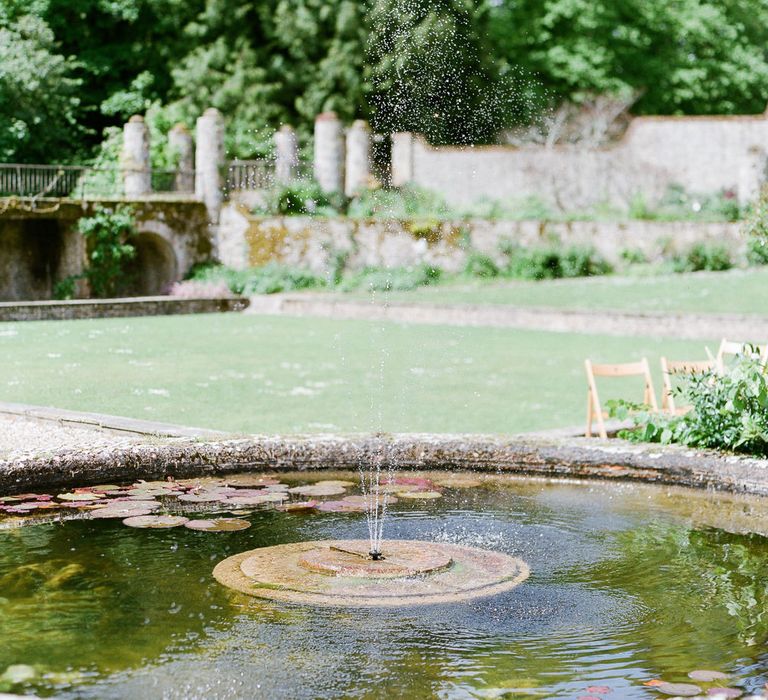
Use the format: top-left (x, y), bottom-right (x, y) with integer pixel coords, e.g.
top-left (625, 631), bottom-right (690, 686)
top-left (0, 14), bottom-right (82, 162)
top-left (367, 0), bottom-right (509, 144)
top-left (486, 0), bottom-right (768, 117)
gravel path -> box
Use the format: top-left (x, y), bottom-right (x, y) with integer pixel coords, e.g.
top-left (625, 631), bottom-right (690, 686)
top-left (0, 414), bottom-right (144, 462)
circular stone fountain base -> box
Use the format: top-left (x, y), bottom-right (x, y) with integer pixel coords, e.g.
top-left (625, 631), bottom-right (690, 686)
top-left (213, 539), bottom-right (530, 607)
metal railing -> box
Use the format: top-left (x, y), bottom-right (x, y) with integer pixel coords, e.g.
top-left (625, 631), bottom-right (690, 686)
top-left (0, 163), bottom-right (196, 199)
top-left (226, 159), bottom-right (273, 192)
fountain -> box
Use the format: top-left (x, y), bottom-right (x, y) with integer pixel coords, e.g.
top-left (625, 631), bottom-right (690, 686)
top-left (214, 455), bottom-right (530, 606)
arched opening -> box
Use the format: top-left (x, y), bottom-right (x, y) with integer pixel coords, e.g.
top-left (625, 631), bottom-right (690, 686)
top-left (0, 219), bottom-right (65, 300)
top-left (119, 232), bottom-right (178, 297)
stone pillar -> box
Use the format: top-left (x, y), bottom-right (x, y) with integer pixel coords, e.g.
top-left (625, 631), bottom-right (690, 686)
top-left (168, 123), bottom-right (195, 193)
top-left (121, 115), bottom-right (151, 196)
top-left (738, 145), bottom-right (765, 204)
top-left (345, 120), bottom-right (371, 196)
top-left (195, 107), bottom-right (225, 223)
top-left (391, 132), bottom-right (415, 187)
top-left (314, 112), bottom-right (344, 194)
top-left (275, 124), bottom-right (299, 184)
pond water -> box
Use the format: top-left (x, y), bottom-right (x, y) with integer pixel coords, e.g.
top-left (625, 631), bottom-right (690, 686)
top-left (2, 472), bottom-right (768, 699)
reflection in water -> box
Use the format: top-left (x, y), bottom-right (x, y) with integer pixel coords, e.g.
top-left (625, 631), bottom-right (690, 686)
top-left (1, 475), bottom-right (768, 698)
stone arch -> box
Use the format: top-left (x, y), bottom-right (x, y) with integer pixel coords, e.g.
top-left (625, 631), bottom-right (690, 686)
top-left (120, 231), bottom-right (178, 296)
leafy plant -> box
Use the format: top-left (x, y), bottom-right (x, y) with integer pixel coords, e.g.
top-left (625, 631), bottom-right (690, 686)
top-left (744, 187), bottom-right (768, 265)
top-left (498, 240), bottom-right (612, 280)
top-left (464, 251), bottom-right (499, 278)
top-left (610, 355), bottom-right (768, 457)
top-left (671, 242), bottom-right (732, 272)
top-left (77, 206), bottom-right (137, 298)
top-left (257, 180), bottom-right (343, 217)
top-left (191, 263), bottom-right (324, 295)
top-left (340, 264), bottom-right (441, 292)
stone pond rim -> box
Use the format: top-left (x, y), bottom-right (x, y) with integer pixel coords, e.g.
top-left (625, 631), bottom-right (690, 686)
top-left (212, 539), bottom-right (531, 607)
top-left (4, 430), bottom-right (768, 497)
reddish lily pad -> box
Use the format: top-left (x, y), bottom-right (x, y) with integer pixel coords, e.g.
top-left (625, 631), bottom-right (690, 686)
top-left (586, 687), bottom-right (612, 695)
top-left (90, 501), bottom-right (161, 519)
top-left (689, 671), bottom-right (730, 682)
top-left (123, 515), bottom-right (189, 529)
top-left (655, 682), bottom-right (702, 696)
top-left (184, 518), bottom-right (251, 532)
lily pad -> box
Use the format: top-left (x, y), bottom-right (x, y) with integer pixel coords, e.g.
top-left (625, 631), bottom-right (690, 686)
top-left (123, 515), bottom-right (189, 529)
top-left (342, 494), bottom-right (398, 506)
top-left (0, 663), bottom-right (36, 684)
top-left (398, 490), bottom-right (443, 499)
top-left (226, 495), bottom-right (275, 506)
top-left (689, 671), bottom-right (730, 682)
top-left (91, 485), bottom-right (123, 493)
top-left (225, 475), bottom-right (281, 488)
top-left (57, 492), bottom-right (105, 502)
top-left (90, 501), bottom-right (160, 519)
top-left (315, 480), bottom-right (356, 487)
top-left (277, 500), bottom-right (318, 512)
top-left (433, 475), bottom-right (483, 488)
top-left (655, 682), bottom-right (702, 697)
top-left (178, 493), bottom-right (220, 503)
top-left (184, 518), bottom-right (251, 532)
top-left (707, 689), bottom-right (742, 698)
top-left (288, 484), bottom-right (347, 497)
top-left (317, 500), bottom-right (367, 513)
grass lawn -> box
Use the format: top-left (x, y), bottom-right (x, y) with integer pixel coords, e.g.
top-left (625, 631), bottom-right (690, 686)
top-left (0, 313), bottom-right (711, 435)
top-left (339, 268), bottom-right (768, 315)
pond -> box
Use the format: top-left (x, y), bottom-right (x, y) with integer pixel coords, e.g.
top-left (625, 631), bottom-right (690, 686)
top-left (2, 471), bottom-right (768, 699)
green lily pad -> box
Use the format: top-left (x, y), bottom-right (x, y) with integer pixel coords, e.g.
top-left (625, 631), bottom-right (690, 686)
top-left (689, 671), bottom-right (729, 682)
top-left (225, 475), bottom-right (281, 488)
top-left (184, 518), bottom-right (251, 532)
top-left (0, 663), bottom-right (36, 684)
top-left (398, 490), bottom-right (442, 499)
top-left (123, 515), bottom-right (189, 529)
top-left (288, 484), bottom-right (347, 497)
top-left (57, 492), bottom-right (105, 502)
top-left (656, 682), bottom-right (702, 696)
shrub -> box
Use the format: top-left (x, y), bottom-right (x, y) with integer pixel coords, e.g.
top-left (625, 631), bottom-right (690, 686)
top-left (498, 241), bottom-right (612, 280)
top-left (77, 205), bottom-right (137, 298)
top-left (255, 180), bottom-right (343, 217)
top-left (744, 187), bottom-right (768, 265)
top-left (610, 354), bottom-right (768, 457)
top-left (341, 264), bottom-right (441, 292)
top-left (619, 247), bottom-right (648, 265)
top-left (671, 242), bottom-right (732, 272)
top-left (346, 185), bottom-right (452, 219)
top-left (191, 263), bottom-right (324, 295)
top-left (464, 251), bottom-right (499, 278)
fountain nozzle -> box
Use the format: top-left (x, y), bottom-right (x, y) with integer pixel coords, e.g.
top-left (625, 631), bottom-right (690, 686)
top-left (369, 550), bottom-right (384, 561)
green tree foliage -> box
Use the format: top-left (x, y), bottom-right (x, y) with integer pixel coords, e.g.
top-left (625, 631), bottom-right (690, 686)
top-left (367, 0), bottom-right (506, 144)
top-left (487, 0), bottom-right (768, 116)
top-left (0, 13), bottom-right (82, 162)
top-left (5, 0), bottom-right (768, 162)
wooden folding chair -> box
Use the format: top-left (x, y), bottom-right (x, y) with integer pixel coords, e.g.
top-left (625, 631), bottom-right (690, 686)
top-left (585, 358), bottom-right (658, 439)
top-left (709, 338), bottom-right (768, 372)
top-left (660, 357), bottom-right (716, 414)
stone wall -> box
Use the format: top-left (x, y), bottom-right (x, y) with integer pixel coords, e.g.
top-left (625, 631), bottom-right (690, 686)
top-left (392, 113), bottom-right (768, 209)
top-left (218, 206), bottom-right (742, 274)
top-left (0, 198), bottom-right (212, 301)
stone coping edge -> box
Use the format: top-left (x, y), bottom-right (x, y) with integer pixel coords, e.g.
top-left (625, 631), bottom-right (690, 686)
top-left (248, 294), bottom-right (765, 340)
top-left (0, 401), bottom-right (228, 439)
top-left (0, 296), bottom-right (249, 322)
top-left (2, 432), bottom-right (768, 497)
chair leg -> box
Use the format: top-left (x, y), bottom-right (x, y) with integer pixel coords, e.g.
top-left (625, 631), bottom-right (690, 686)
top-left (586, 389), bottom-right (593, 437)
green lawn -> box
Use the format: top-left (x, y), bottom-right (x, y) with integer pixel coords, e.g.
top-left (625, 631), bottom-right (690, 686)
top-left (340, 268), bottom-right (768, 315)
top-left (0, 313), bottom-right (711, 435)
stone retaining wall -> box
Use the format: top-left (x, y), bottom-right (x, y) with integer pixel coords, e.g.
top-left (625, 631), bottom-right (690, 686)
top-left (0, 296), bottom-right (248, 322)
top-left (219, 209), bottom-right (742, 274)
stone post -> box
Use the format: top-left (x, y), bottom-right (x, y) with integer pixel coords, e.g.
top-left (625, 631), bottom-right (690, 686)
top-left (345, 120), bottom-right (371, 196)
top-left (314, 112), bottom-right (344, 194)
top-left (195, 107), bottom-right (225, 223)
top-left (275, 124), bottom-right (299, 184)
top-left (121, 115), bottom-right (151, 196)
top-left (391, 132), bottom-right (415, 187)
top-left (168, 123), bottom-right (195, 193)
